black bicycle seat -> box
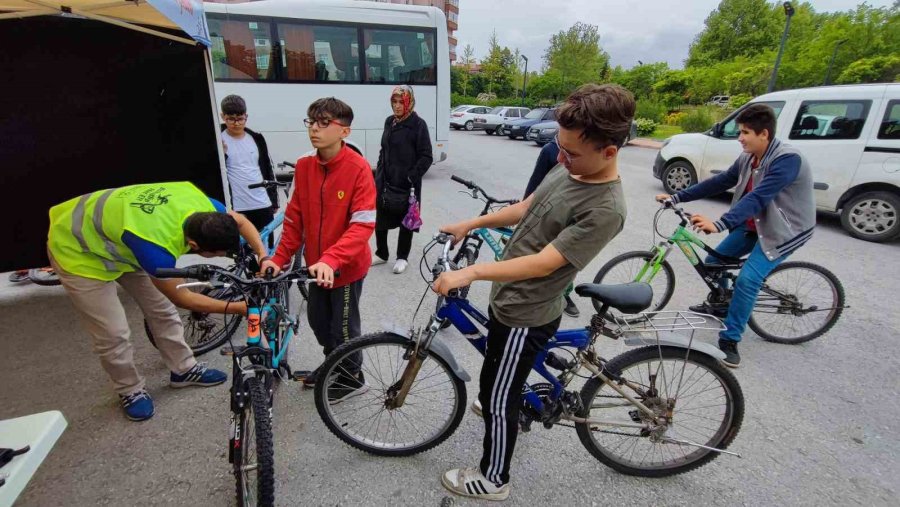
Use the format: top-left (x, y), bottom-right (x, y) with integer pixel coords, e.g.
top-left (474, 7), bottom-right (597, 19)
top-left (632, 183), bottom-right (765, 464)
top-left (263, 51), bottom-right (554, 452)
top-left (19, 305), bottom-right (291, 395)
top-left (275, 172), bottom-right (294, 183)
top-left (575, 282), bottom-right (653, 314)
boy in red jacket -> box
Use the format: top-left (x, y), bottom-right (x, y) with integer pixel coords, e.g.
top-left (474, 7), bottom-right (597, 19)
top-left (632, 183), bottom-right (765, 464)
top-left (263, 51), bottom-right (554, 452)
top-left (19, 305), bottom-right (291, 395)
top-left (261, 98), bottom-right (376, 403)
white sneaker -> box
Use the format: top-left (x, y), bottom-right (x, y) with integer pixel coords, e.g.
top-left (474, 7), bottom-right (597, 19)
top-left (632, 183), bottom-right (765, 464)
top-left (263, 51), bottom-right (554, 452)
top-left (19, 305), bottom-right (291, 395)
top-left (471, 399), bottom-right (483, 417)
top-left (372, 255), bottom-right (388, 266)
top-left (392, 259), bottom-right (408, 274)
top-left (441, 467), bottom-right (510, 501)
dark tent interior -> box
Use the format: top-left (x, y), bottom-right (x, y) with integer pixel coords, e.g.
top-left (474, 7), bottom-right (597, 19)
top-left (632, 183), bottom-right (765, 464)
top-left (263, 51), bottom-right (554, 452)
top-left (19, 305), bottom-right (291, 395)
top-left (0, 15), bottom-right (224, 272)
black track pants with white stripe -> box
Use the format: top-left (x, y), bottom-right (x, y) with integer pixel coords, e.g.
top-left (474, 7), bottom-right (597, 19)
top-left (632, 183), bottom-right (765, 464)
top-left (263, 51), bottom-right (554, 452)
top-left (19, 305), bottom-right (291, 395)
top-left (478, 311), bottom-right (561, 486)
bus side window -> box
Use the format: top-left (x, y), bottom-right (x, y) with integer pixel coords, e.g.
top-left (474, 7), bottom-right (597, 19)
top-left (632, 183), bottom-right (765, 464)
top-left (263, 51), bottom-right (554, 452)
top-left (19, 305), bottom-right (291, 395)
top-left (208, 16), bottom-right (275, 82)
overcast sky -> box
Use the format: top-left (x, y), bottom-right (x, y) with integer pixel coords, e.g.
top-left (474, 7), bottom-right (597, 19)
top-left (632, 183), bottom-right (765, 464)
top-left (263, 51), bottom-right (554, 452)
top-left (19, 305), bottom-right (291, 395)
top-left (454, 0), bottom-right (896, 70)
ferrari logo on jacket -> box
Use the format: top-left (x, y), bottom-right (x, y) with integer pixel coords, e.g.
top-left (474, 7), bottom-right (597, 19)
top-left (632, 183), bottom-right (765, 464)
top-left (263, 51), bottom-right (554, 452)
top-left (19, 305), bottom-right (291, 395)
top-left (338, 190), bottom-right (345, 200)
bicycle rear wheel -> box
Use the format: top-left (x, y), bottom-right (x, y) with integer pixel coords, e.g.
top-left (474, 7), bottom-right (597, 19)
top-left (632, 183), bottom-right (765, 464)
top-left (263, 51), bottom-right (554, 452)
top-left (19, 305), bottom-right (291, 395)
top-left (592, 251), bottom-right (675, 321)
top-left (576, 346), bottom-right (743, 477)
top-left (748, 261), bottom-right (844, 344)
top-left (314, 332), bottom-right (466, 457)
top-left (234, 376), bottom-right (274, 507)
top-left (144, 284), bottom-right (243, 356)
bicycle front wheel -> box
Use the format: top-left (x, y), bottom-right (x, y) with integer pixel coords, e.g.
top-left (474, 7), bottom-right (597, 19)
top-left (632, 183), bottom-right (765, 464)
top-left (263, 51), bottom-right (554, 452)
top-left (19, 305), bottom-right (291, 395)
top-left (576, 346), bottom-right (743, 477)
top-left (234, 377), bottom-right (274, 507)
top-left (144, 284), bottom-right (243, 356)
top-left (592, 251), bottom-right (675, 320)
top-left (749, 261), bottom-right (845, 344)
top-left (314, 333), bottom-right (466, 457)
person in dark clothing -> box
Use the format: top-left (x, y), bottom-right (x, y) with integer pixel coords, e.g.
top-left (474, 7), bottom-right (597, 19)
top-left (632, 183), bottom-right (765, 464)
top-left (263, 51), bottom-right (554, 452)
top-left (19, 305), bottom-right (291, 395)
top-left (373, 85), bottom-right (433, 274)
top-left (523, 141), bottom-right (580, 318)
top-left (523, 141), bottom-right (560, 199)
top-left (219, 95), bottom-right (279, 240)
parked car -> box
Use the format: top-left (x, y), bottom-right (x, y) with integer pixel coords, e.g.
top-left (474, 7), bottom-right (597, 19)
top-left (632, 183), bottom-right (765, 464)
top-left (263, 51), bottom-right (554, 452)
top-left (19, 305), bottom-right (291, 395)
top-left (525, 120), bottom-right (558, 146)
top-left (526, 120), bottom-right (638, 147)
top-left (499, 107), bottom-right (557, 139)
top-left (654, 83), bottom-right (900, 242)
top-left (707, 95), bottom-right (731, 107)
top-left (473, 106), bottom-right (531, 135)
top-left (450, 105), bottom-right (492, 131)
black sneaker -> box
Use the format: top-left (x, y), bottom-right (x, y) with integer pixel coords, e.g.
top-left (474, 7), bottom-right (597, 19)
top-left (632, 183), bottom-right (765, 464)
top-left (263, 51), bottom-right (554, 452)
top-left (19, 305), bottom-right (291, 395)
top-left (718, 339), bottom-right (740, 368)
top-left (689, 302), bottom-right (728, 318)
top-left (563, 295), bottom-right (580, 318)
top-left (327, 372), bottom-right (369, 405)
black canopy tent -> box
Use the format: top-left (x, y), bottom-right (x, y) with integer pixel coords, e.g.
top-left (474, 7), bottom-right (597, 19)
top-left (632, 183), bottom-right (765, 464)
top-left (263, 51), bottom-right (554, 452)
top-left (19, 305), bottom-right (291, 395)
top-left (0, 0), bottom-right (227, 272)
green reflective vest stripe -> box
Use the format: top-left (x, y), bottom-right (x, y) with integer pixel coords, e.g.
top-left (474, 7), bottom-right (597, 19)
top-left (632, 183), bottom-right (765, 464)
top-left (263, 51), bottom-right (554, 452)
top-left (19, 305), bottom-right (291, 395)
top-left (48, 182), bottom-right (217, 281)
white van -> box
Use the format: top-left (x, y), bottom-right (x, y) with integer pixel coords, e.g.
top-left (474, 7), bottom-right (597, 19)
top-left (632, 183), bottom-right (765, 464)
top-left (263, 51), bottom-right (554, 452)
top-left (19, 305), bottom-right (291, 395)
top-left (653, 83), bottom-right (900, 242)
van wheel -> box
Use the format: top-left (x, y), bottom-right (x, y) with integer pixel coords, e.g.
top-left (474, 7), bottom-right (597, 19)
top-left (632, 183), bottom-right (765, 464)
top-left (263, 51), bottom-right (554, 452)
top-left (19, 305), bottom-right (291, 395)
top-left (661, 161), bottom-right (697, 194)
top-left (840, 191), bottom-right (900, 242)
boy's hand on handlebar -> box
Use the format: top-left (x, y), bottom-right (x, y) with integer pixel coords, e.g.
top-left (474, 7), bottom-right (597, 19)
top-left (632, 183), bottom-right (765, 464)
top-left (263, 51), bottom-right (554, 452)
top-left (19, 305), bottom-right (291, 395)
top-left (439, 222), bottom-right (470, 246)
top-left (259, 259), bottom-right (282, 277)
top-left (655, 193), bottom-right (672, 203)
top-left (308, 262), bottom-right (335, 288)
top-left (433, 269), bottom-right (473, 296)
top-left (690, 214), bottom-right (719, 234)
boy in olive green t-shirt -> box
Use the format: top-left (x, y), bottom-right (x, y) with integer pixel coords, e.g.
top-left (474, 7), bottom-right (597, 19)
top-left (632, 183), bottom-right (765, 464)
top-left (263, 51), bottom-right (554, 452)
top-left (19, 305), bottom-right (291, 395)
top-left (435, 84), bottom-right (636, 501)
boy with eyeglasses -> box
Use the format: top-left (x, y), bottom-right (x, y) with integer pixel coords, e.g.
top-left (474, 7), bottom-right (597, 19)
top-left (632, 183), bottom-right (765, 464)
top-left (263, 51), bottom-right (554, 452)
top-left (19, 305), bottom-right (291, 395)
top-left (220, 95), bottom-right (279, 235)
top-left (434, 84), bottom-right (634, 500)
top-left (260, 98), bottom-right (376, 403)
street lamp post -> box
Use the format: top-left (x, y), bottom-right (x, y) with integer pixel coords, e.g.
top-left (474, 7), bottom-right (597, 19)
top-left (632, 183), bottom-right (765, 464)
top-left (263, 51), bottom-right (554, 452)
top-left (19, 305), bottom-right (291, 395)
top-left (824, 39), bottom-right (847, 85)
top-left (520, 55), bottom-right (528, 106)
top-left (768, 1), bottom-right (795, 93)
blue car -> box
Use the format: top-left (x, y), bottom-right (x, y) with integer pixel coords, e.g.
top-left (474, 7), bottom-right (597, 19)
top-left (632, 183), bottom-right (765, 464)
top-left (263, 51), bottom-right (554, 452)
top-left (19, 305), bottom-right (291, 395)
top-left (499, 107), bottom-right (556, 139)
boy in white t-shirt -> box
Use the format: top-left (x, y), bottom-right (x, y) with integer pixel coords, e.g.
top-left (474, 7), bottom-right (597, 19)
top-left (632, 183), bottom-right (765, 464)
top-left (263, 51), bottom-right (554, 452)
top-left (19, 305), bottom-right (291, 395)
top-left (220, 95), bottom-right (278, 240)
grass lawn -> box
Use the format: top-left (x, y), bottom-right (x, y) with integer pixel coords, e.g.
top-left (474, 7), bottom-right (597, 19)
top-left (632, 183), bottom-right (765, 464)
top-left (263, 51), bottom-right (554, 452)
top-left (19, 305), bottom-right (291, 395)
top-left (651, 124), bottom-right (683, 140)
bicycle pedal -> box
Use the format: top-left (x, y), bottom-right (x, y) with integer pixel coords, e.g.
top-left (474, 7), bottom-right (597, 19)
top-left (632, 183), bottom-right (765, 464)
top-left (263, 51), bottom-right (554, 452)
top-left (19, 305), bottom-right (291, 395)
top-left (220, 345), bottom-right (248, 356)
top-left (291, 369), bottom-right (314, 383)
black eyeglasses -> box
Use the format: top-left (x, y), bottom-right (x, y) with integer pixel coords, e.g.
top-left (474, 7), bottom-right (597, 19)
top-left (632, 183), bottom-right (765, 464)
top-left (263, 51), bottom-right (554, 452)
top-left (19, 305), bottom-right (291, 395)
top-left (303, 118), bottom-right (347, 129)
top-left (224, 115), bottom-right (247, 124)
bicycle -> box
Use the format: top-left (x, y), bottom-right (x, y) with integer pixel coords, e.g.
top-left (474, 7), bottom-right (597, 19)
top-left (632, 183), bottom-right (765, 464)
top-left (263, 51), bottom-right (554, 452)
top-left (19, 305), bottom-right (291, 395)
top-left (145, 163), bottom-right (307, 355)
top-left (593, 201), bottom-right (846, 344)
top-left (448, 175), bottom-right (519, 270)
top-left (156, 263), bottom-right (311, 507)
top-left (313, 232), bottom-right (744, 477)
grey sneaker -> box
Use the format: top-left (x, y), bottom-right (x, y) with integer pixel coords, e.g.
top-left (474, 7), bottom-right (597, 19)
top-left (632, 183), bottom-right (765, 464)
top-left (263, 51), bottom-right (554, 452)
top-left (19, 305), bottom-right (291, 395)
top-left (718, 339), bottom-right (740, 368)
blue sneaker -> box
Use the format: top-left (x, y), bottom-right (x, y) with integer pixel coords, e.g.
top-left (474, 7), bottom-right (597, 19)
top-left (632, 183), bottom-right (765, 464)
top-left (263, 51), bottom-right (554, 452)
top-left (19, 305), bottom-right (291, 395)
top-left (170, 362), bottom-right (227, 388)
top-left (120, 389), bottom-right (154, 421)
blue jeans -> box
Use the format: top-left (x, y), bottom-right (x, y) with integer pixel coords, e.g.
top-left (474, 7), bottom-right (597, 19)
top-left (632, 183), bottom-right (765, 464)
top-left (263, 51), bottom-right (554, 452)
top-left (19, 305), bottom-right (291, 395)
top-left (705, 224), bottom-right (789, 343)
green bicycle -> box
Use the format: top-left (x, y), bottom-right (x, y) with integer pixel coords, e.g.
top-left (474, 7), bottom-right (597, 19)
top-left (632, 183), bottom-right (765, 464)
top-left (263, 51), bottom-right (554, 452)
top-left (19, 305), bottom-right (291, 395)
top-left (593, 202), bottom-right (845, 344)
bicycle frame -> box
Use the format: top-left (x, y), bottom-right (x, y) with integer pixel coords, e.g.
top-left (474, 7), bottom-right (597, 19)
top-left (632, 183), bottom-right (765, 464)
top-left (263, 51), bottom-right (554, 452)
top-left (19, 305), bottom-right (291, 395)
top-left (638, 209), bottom-right (744, 298)
top-left (427, 237), bottom-right (665, 427)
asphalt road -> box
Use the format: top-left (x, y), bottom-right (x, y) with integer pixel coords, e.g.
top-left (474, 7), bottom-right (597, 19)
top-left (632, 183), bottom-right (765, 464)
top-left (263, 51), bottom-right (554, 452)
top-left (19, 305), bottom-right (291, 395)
top-left (2, 130), bottom-right (898, 506)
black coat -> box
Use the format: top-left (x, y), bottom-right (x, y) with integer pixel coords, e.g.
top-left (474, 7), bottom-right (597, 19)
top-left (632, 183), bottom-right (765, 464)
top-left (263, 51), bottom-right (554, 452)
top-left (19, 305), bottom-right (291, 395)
top-left (220, 125), bottom-right (278, 208)
top-left (374, 112), bottom-right (433, 230)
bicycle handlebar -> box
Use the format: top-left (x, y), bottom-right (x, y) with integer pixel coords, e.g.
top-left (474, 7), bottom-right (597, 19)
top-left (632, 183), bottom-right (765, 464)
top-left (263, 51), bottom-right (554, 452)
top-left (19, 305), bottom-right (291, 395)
top-left (278, 161), bottom-right (295, 169)
top-left (248, 180), bottom-right (288, 190)
top-left (450, 175), bottom-right (519, 206)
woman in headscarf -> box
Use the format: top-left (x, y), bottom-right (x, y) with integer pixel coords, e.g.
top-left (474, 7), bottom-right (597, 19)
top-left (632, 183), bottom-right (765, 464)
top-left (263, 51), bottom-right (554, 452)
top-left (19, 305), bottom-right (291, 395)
top-left (373, 85), bottom-right (433, 274)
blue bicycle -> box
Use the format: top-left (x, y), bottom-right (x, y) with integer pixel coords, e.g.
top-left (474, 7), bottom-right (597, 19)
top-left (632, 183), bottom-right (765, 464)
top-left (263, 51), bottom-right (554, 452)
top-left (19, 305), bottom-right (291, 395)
top-left (314, 233), bottom-right (744, 477)
top-left (156, 262), bottom-right (311, 506)
top-left (145, 163), bottom-right (305, 355)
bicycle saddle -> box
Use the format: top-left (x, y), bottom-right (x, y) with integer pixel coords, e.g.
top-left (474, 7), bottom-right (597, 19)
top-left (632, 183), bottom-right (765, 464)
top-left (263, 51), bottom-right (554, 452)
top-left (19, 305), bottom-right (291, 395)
top-left (575, 282), bottom-right (653, 314)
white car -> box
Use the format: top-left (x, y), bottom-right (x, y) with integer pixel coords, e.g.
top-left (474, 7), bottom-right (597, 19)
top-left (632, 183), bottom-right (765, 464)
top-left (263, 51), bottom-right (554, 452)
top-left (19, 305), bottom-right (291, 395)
top-left (654, 83), bottom-right (900, 242)
top-left (472, 106), bottom-right (531, 135)
top-left (450, 105), bottom-right (492, 131)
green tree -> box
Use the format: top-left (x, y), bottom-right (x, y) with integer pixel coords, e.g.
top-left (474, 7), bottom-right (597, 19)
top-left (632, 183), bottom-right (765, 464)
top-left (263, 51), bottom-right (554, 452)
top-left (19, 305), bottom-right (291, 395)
top-left (836, 54), bottom-right (900, 83)
top-left (687, 0), bottom-right (780, 67)
top-left (611, 62), bottom-right (669, 100)
top-left (543, 22), bottom-right (610, 94)
top-left (480, 30), bottom-right (515, 95)
top-left (460, 44), bottom-right (476, 96)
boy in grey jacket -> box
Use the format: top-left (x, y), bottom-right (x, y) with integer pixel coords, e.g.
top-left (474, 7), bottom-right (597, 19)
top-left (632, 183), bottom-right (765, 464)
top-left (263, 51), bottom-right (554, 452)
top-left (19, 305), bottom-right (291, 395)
top-left (656, 103), bottom-right (815, 367)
